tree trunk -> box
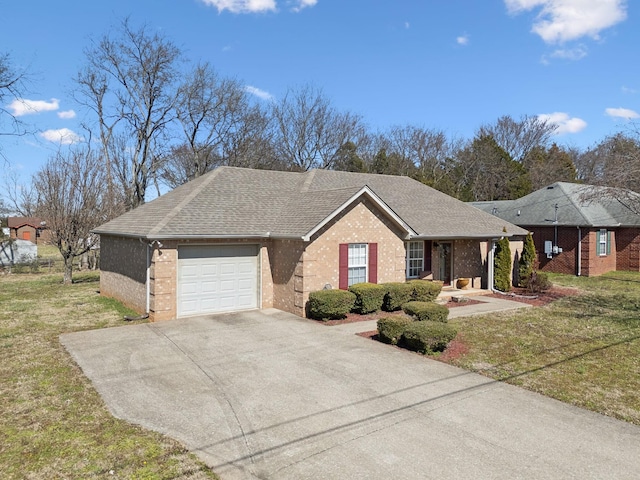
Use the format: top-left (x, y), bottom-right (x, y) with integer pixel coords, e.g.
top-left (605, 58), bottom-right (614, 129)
top-left (63, 256), bottom-right (73, 285)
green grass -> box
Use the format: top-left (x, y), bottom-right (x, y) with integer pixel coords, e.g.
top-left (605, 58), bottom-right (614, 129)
top-left (445, 271), bottom-right (640, 425)
top-left (0, 272), bottom-right (218, 479)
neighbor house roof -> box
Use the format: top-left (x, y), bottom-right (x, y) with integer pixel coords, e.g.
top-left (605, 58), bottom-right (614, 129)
top-left (7, 217), bottom-right (46, 229)
top-left (94, 167), bottom-right (527, 240)
top-left (471, 182), bottom-right (640, 228)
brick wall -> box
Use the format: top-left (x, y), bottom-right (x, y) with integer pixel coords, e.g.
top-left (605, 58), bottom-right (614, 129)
top-left (303, 199), bottom-right (407, 313)
top-left (452, 239), bottom-right (482, 285)
top-left (99, 235), bottom-right (147, 313)
top-left (616, 228), bottom-right (640, 272)
top-left (583, 229), bottom-right (617, 276)
top-left (528, 226), bottom-right (620, 276)
top-left (269, 239), bottom-right (305, 316)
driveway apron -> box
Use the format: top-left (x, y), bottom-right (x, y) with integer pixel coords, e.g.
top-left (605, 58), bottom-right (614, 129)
top-left (61, 309), bottom-right (640, 480)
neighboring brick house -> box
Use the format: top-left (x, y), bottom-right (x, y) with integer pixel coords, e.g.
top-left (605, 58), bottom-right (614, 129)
top-left (8, 217), bottom-right (51, 245)
top-left (472, 182), bottom-right (640, 277)
top-left (93, 167), bottom-right (527, 321)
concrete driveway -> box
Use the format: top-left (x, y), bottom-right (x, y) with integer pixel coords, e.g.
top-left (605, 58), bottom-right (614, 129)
top-left (61, 309), bottom-right (640, 480)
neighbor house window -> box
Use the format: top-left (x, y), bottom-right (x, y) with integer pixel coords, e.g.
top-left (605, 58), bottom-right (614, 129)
top-left (406, 241), bottom-right (424, 278)
top-left (598, 229), bottom-right (611, 256)
top-left (348, 243), bottom-right (368, 286)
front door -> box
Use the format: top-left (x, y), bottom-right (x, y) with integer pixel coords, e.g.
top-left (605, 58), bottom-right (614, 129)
top-left (438, 242), bottom-right (452, 285)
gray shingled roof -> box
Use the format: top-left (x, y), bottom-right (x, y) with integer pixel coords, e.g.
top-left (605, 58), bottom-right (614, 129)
top-left (471, 182), bottom-right (640, 227)
top-left (94, 166), bottom-right (527, 240)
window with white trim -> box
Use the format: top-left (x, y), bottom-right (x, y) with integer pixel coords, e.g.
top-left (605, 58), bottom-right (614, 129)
top-left (598, 229), bottom-right (608, 256)
top-left (348, 243), bottom-right (368, 286)
top-left (406, 241), bottom-right (424, 278)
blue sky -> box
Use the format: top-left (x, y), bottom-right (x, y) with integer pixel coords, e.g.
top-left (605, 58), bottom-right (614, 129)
top-left (1, 0), bottom-right (638, 183)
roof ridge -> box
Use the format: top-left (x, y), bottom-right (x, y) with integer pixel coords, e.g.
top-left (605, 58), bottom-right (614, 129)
top-left (558, 182), bottom-right (596, 225)
top-left (299, 169), bottom-right (317, 193)
top-left (148, 169), bottom-right (223, 236)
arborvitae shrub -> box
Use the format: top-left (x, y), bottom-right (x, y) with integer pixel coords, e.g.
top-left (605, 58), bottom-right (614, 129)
top-left (518, 233), bottom-right (536, 288)
top-left (494, 236), bottom-right (512, 292)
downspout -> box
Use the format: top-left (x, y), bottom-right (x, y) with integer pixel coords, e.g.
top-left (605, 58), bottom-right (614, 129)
top-left (487, 238), bottom-right (497, 291)
top-left (577, 226), bottom-right (581, 276)
top-left (146, 242), bottom-right (151, 313)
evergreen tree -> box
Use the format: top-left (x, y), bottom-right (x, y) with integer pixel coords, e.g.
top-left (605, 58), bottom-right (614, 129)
top-left (518, 233), bottom-right (536, 287)
top-left (494, 236), bottom-right (512, 292)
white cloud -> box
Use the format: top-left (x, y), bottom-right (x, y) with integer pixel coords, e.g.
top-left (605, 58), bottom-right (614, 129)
top-left (549, 44), bottom-right (587, 60)
top-left (457, 34), bottom-right (470, 46)
top-left (40, 128), bottom-right (83, 145)
top-left (505, 0), bottom-right (627, 43)
top-left (245, 85), bottom-right (274, 101)
top-left (621, 86), bottom-right (636, 94)
top-left (199, 0), bottom-right (275, 13)
top-left (8, 98), bottom-right (59, 117)
top-left (290, 0), bottom-right (317, 12)
top-left (405, 21), bottom-right (410, 29)
top-left (605, 107), bottom-right (639, 120)
top-left (538, 112), bottom-right (587, 134)
top-left (57, 109), bottom-right (76, 119)
top-left (200, 0), bottom-right (318, 13)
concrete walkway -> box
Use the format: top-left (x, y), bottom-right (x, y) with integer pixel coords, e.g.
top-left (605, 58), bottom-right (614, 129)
top-left (333, 295), bottom-right (531, 335)
top-left (61, 308), bottom-right (640, 480)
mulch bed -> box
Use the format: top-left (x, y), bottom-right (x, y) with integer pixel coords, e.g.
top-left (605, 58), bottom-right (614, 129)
top-left (486, 286), bottom-right (578, 307)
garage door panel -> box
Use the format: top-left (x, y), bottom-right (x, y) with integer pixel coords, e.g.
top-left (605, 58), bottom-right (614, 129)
top-left (178, 245), bottom-right (258, 317)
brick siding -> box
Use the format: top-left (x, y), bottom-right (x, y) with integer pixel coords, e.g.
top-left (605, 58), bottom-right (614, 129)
top-left (616, 228), bottom-right (640, 272)
top-left (100, 235), bottom-right (147, 313)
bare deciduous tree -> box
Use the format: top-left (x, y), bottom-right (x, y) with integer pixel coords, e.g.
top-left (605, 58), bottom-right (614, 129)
top-left (33, 148), bottom-right (115, 284)
top-left (478, 114), bottom-right (558, 163)
top-left (575, 129), bottom-right (640, 213)
top-left (272, 84), bottom-right (364, 171)
top-left (0, 53), bottom-right (27, 145)
top-left (76, 19), bottom-right (181, 209)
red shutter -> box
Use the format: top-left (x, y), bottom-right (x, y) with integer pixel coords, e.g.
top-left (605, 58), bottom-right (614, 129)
top-left (424, 240), bottom-right (432, 272)
top-left (339, 244), bottom-right (349, 289)
top-left (368, 243), bottom-right (378, 283)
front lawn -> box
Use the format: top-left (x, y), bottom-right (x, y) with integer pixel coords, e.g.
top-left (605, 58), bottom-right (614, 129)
top-left (0, 272), bottom-right (218, 479)
top-left (445, 271), bottom-right (640, 425)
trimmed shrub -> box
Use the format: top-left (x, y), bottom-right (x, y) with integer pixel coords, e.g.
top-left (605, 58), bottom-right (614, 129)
top-left (307, 289), bottom-right (356, 320)
top-left (402, 301), bottom-right (449, 323)
top-left (377, 315), bottom-right (413, 345)
top-left (494, 236), bottom-right (512, 292)
top-left (382, 282), bottom-right (414, 311)
top-left (518, 233), bottom-right (536, 287)
top-left (525, 271), bottom-right (552, 293)
top-left (400, 321), bottom-right (458, 354)
top-left (407, 279), bottom-right (442, 302)
top-left (348, 282), bottom-right (385, 314)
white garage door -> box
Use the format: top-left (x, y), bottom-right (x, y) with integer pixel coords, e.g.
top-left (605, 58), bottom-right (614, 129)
top-left (178, 245), bottom-right (259, 317)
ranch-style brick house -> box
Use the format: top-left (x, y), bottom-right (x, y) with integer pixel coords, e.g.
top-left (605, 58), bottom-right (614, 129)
top-left (94, 167), bottom-right (527, 321)
top-left (472, 182), bottom-right (640, 277)
top-left (7, 217), bottom-right (51, 245)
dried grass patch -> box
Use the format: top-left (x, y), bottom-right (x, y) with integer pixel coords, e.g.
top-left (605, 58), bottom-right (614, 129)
top-left (0, 272), bottom-right (218, 479)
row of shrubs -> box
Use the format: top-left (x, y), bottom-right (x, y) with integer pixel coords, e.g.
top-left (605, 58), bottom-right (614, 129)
top-left (307, 280), bottom-right (443, 320)
top-left (377, 313), bottom-right (456, 355)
